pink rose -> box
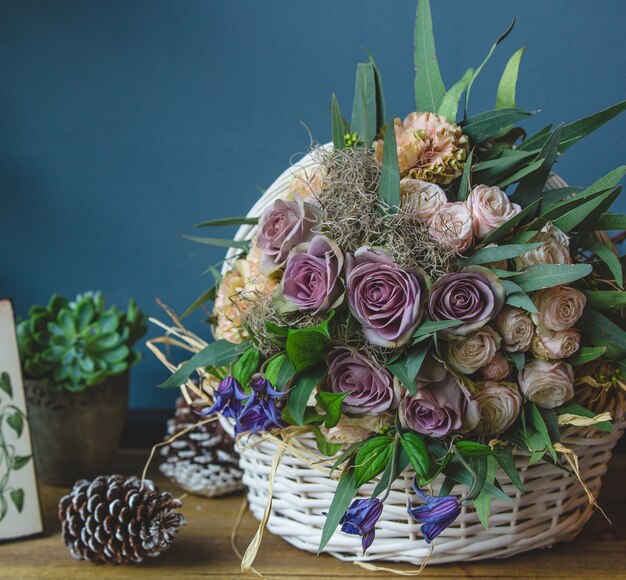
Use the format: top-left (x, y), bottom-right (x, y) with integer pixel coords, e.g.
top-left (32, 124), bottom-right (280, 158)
top-left (531, 327), bottom-right (581, 360)
top-left (518, 360), bottom-right (575, 409)
top-left (466, 185), bottom-right (521, 239)
top-left (480, 352), bottom-right (511, 381)
top-left (428, 202), bottom-right (474, 253)
top-left (474, 382), bottom-right (522, 435)
top-left (531, 286), bottom-right (586, 331)
top-left (400, 178), bottom-right (447, 223)
top-left (446, 326), bottom-right (501, 374)
top-left (516, 222), bottom-right (571, 267)
top-left (494, 306), bottom-right (534, 352)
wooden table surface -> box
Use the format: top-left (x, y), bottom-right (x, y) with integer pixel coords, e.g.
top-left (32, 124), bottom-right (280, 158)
top-left (1, 449), bottom-right (625, 579)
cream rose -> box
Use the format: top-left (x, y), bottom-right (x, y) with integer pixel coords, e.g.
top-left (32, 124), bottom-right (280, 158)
top-left (320, 413), bottom-right (394, 445)
top-left (531, 327), bottom-right (581, 360)
top-left (518, 359), bottom-right (575, 409)
top-left (481, 352), bottom-right (511, 381)
top-left (474, 382), bottom-right (523, 435)
top-left (446, 326), bottom-right (501, 374)
top-left (531, 286), bottom-right (587, 331)
top-left (517, 222), bottom-right (572, 267)
top-left (401, 178), bottom-right (447, 223)
top-left (428, 202), bottom-right (474, 253)
top-left (494, 306), bottom-right (534, 352)
top-left (466, 184), bottom-right (521, 239)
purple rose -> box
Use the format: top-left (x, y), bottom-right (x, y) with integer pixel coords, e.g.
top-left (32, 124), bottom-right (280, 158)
top-left (279, 235), bottom-right (344, 314)
top-left (346, 247), bottom-right (423, 348)
top-left (255, 195), bottom-right (320, 274)
top-left (428, 266), bottom-right (504, 338)
top-left (399, 372), bottom-right (480, 437)
top-left (327, 347), bottom-right (398, 415)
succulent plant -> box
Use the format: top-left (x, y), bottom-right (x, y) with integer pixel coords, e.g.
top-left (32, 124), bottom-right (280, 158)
top-left (17, 292), bottom-right (147, 392)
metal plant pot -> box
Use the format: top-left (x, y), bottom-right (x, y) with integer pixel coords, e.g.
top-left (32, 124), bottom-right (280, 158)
top-left (24, 373), bottom-right (128, 486)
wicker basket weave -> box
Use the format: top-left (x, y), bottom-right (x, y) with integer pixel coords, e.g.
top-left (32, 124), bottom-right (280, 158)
top-left (219, 144), bottom-right (624, 565)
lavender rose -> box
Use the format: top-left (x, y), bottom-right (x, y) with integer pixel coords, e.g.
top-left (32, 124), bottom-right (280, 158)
top-left (531, 327), bottom-right (581, 360)
top-left (495, 306), bottom-right (534, 352)
top-left (480, 352), bottom-right (510, 381)
top-left (327, 347), bottom-right (399, 415)
top-left (467, 184), bottom-right (521, 239)
top-left (531, 286), bottom-right (586, 331)
top-left (474, 382), bottom-right (522, 435)
top-left (518, 359), bottom-right (575, 409)
top-left (279, 235), bottom-right (343, 314)
top-left (256, 195), bottom-right (320, 274)
top-left (398, 373), bottom-right (480, 437)
top-left (446, 326), bottom-right (501, 374)
top-left (346, 247), bottom-right (423, 348)
top-left (428, 266), bottom-right (505, 338)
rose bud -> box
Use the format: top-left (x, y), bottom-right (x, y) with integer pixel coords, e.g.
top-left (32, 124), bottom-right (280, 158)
top-left (480, 352), bottom-right (511, 381)
top-left (428, 202), bottom-right (474, 253)
top-left (531, 286), bottom-right (587, 331)
top-left (466, 184), bottom-right (521, 239)
top-left (518, 359), bottom-right (575, 409)
top-left (473, 381), bottom-right (522, 436)
top-left (446, 326), bottom-right (501, 375)
top-left (400, 178), bottom-right (447, 224)
top-left (531, 327), bottom-right (581, 360)
top-left (494, 306), bottom-right (534, 352)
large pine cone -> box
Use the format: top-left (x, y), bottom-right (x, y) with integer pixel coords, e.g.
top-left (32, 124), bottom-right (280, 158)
top-left (59, 475), bottom-right (184, 564)
top-left (159, 396), bottom-right (243, 497)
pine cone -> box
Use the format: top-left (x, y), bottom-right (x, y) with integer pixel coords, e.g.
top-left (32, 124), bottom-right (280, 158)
top-left (59, 475), bottom-right (184, 564)
top-left (159, 396), bottom-right (243, 497)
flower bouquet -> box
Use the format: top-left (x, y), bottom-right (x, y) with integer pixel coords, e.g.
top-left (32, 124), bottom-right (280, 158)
top-left (153, 0), bottom-right (626, 569)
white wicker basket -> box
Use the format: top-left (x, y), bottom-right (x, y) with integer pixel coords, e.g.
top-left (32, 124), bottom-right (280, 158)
top-left (220, 145), bottom-right (624, 565)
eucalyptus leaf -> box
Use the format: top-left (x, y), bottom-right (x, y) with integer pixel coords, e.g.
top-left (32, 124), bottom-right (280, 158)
top-left (318, 468), bottom-right (358, 553)
top-left (378, 118), bottom-right (401, 212)
top-left (351, 63), bottom-right (377, 147)
top-left (462, 243), bottom-right (542, 265)
top-left (461, 109), bottom-right (534, 144)
top-left (457, 148), bottom-right (474, 202)
top-left (596, 212), bottom-right (626, 230)
top-left (582, 291), bottom-right (626, 311)
top-left (193, 216), bottom-right (258, 228)
top-left (579, 308), bottom-right (626, 360)
top-left (567, 346), bottom-right (607, 366)
top-left (438, 68), bottom-right (473, 123)
top-left (590, 241), bottom-right (624, 289)
top-left (496, 47), bottom-right (525, 110)
top-left (331, 93), bottom-right (346, 150)
top-left (514, 264), bottom-right (592, 293)
top-left (181, 235), bottom-right (250, 251)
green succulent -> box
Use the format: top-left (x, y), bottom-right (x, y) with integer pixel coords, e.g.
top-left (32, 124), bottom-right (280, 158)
top-left (17, 292), bottom-right (147, 392)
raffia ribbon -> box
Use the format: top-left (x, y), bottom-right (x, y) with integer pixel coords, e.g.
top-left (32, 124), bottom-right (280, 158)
top-left (557, 412), bottom-right (612, 428)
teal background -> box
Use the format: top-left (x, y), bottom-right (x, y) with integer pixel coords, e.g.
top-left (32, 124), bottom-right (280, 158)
top-left (0, 0), bottom-right (624, 410)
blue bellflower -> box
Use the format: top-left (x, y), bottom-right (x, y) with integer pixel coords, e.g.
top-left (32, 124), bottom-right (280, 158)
top-left (407, 481), bottom-right (461, 543)
top-left (235, 374), bottom-right (285, 438)
top-left (201, 376), bottom-right (243, 419)
top-left (340, 498), bottom-right (384, 554)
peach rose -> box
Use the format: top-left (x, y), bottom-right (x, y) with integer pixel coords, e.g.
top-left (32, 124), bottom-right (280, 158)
top-left (481, 352), bottom-right (511, 381)
top-left (518, 359), bottom-right (575, 408)
top-left (446, 326), bottom-right (501, 374)
top-left (428, 202), bottom-right (474, 253)
top-left (467, 185), bottom-right (521, 239)
top-left (531, 286), bottom-right (586, 331)
top-left (531, 327), bottom-right (581, 360)
top-left (494, 306), bottom-right (534, 352)
top-left (474, 382), bottom-right (522, 435)
top-left (517, 222), bottom-right (572, 267)
top-left (400, 178), bottom-right (447, 223)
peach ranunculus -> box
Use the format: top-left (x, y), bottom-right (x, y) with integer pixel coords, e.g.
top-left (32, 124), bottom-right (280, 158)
top-left (400, 178), bottom-right (447, 223)
top-left (518, 359), bottom-right (575, 409)
top-left (494, 306), bottom-right (534, 352)
top-left (374, 112), bottom-right (469, 185)
top-left (531, 327), bottom-right (581, 360)
top-left (531, 286), bottom-right (587, 331)
top-left (480, 352), bottom-right (511, 381)
top-left (446, 326), bottom-right (501, 375)
top-left (428, 202), bottom-right (474, 253)
top-left (516, 222), bottom-right (572, 267)
top-left (466, 184), bottom-right (522, 239)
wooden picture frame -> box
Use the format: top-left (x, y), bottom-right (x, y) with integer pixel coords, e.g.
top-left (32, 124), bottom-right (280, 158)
top-left (0, 299), bottom-right (43, 541)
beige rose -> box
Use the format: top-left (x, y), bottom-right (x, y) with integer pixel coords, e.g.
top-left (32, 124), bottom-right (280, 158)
top-left (531, 286), bottom-right (586, 331)
top-left (518, 359), bottom-right (575, 408)
top-left (467, 184), bottom-right (522, 239)
top-left (481, 352), bottom-right (511, 381)
top-left (428, 202), bottom-right (474, 253)
top-left (400, 178), bottom-right (447, 223)
top-left (494, 306), bottom-right (534, 352)
top-left (474, 381), bottom-right (523, 435)
top-left (531, 327), bottom-right (581, 360)
top-left (517, 222), bottom-right (571, 267)
top-left (320, 412), bottom-right (394, 445)
top-left (446, 326), bottom-right (501, 374)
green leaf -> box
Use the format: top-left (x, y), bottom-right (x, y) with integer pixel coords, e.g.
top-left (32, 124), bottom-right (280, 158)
top-left (579, 307), bottom-right (626, 360)
top-left (462, 243), bottom-right (542, 266)
top-left (461, 109), bottom-right (534, 144)
top-left (331, 93), bottom-right (346, 150)
top-left (474, 490), bottom-right (492, 529)
top-left (508, 351), bottom-right (525, 372)
top-left (10, 489), bottom-right (24, 513)
top-left (505, 291), bottom-right (538, 314)
top-left (494, 448), bottom-right (524, 493)
top-left (541, 186), bottom-right (583, 209)
top-left (193, 216), bottom-right (258, 228)
top-left (400, 432), bottom-right (430, 477)
top-left (567, 346), bottom-right (607, 366)
top-left (351, 63), bottom-right (377, 147)
top-left (496, 47), bottom-right (525, 110)
top-left (591, 242), bottom-right (623, 289)
top-left (412, 320), bottom-right (462, 343)
top-left (313, 427), bottom-right (342, 457)
top-left (514, 264), bottom-right (592, 293)
top-left (372, 447), bottom-right (410, 498)
top-left (12, 455), bottom-right (31, 470)
top-left (511, 125), bottom-right (562, 210)
top-left (289, 367), bottom-right (326, 426)
top-left (596, 212), bottom-right (626, 230)
top-left (354, 435), bottom-right (394, 487)
top-left (464, 18), bottom-right (516, 115)
top-left (414, 0), bottom-right (446, 113)
top-left (377, 118), bottom-right (401, 212)
top-left (496, 158), bottom-right (546, 188)
top-left (583, 291), bottom-right (626, 311)
top-left (457, 148), bottom-right (473, 202)
top-left (264, 353), bottom-right (296, 390)
top-left (438, 68), bottom-right (474, 123)
top-left (318, 468), bottom-right (357, 553)
top-left (181, 235), bottom-right (250, 250)
top-left (232, 347), bottom-right (261, 389)
top-left (530, 403), bottom-right (556, 462)
top-left (368, 53), bottom-right (386, 131)
top-left (443, 460), bottom-right (513, 503)
top-left (480, 200), bottom-right (540, 246)
top-left (285, 315), bottom-right (332, 372)
top-left (159, 340), bottom-right (250, 388)
top-left (556, 402), bottom-right (612, 432)
top-left (554, 187), bottom-right (621, 233)
top-left (387, 344), bottom-right (429, 394)
top-left (455, 441), bottom-right (493, 457)
top-left (316, 390), bottom-right (350, 429)
top-left (180, 284), bottom-right (218, 319)
top-left (7, 412), bottom-right (24, 438)
top-left (0, 372), bottom-right (12, 398)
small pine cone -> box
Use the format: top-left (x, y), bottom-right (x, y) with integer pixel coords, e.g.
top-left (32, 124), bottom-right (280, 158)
top-left (59, 475), bottom-right (184, 564)
top-left (159, 397), bottom-right (243, 498)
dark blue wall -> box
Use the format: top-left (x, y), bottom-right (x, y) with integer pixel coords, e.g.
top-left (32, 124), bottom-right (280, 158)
top-left (1, 0), bottom-right (624, 409)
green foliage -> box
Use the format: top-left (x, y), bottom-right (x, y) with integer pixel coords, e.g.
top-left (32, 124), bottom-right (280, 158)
top-left (438, 68), bottom-right (473, 123)
top-left (455, 441), bottom-right (493, 457)
top-left (331, 93), bottom-right (346, 150)
top-left (461, 108), bottom-right (534, 144)
top-left (354, 435), bottom-right (394, 487)
top-left (351, 63), bottom-right (377, 147)
top-left (583, 291), bottom-right (626, 311)
top-left (590, 242), bottom-right (623, 289)
top-left (285, 313), bottom-right (332, 372)
top-left (289, 368), bottom-right (326, 426)
top-left (513, 264), bottom-right (592, 293)
top-left (457, 148), bottom-right (474, 202)
top-left (313, 427), bottom-right (342, 457)
top-left (192, 216), bottom-right (258, 228)
top-left (318, 467), bottom-right (358, 553)
top-left (579, 308), bottom-right (626, 360)
top-left (18, 292), bottom-right (147, 393)
top-left (232, 347), bottom-right (261, 388)
top-left (496, 47), bottom-right (525, 110)
top-left (399, 432), bottom-right (430, 477)
top-left (316, 390), bottom-right (350, 428)
top-left (263, 353), bottom-right (296, 390)
top-left (556, 402), bottom-right (612, 432)
top-left (387, 344), bottom-right (429, 394)
top-left (377, 118), bottom-right (401, 213)
top-left (462, 243), bottom-right (542, 266)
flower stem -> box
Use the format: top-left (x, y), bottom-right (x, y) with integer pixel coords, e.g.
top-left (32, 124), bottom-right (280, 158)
top-left (380, 432), bottom-right (400, 503)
